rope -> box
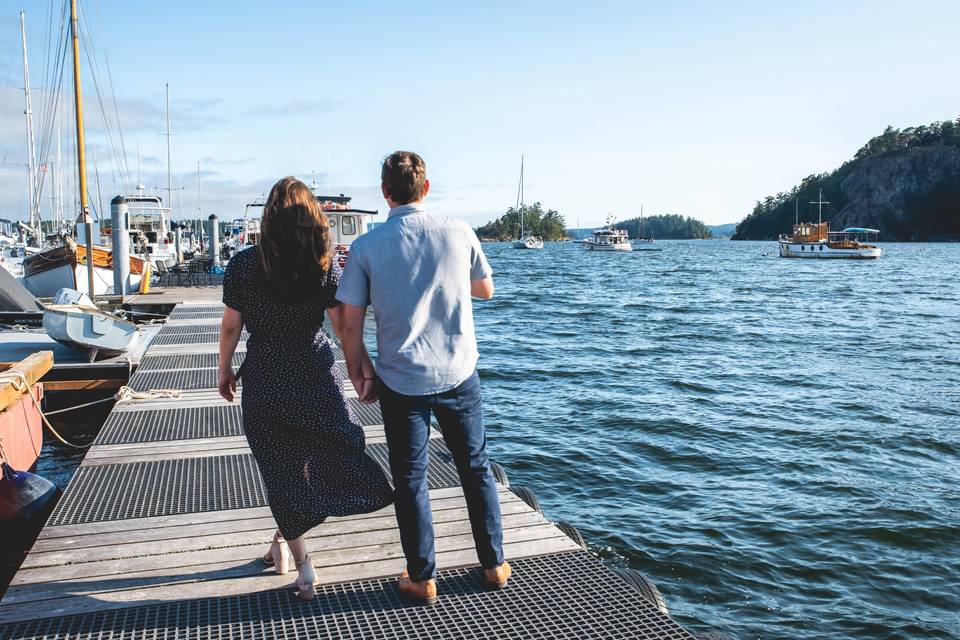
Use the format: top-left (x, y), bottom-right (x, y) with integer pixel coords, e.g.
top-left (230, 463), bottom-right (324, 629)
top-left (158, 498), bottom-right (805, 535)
top-left (0, 371), bottom-right (183, 449)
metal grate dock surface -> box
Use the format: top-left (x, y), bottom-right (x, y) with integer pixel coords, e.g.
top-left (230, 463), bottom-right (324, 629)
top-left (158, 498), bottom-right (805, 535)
top-left (128, 368), bottom-right (242, 391)
top-left (137, 352), bottom-right (245, 371)
top-left (158, 324), bottom-right (222, 336)
top-left (151, 331), bottom-right (248, 346)
top-left (366, 440), bottom-right (462, 489)
top-left (98, 404), bottom-right (244, 444)
top-left (167, 305), bottom-right (224, 318)
top-left (50, 444), bottom-right (465, 524)
top-left (0, 552), bottom-right (693, 640)
top-left (48, 454), bottom-right (267, 526)
top-left (347, 397), bottom-right (383, 426)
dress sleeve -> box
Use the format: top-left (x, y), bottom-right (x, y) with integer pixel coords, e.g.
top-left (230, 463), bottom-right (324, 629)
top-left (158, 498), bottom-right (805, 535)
top-left (325, 261), bottom-right (343, 308)
top-left (222, 253), bottom-right (244, 312)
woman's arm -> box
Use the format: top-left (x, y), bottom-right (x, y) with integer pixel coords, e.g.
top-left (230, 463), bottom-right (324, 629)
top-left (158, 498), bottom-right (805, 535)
top-left (218, 306), bottom-right (243, 402)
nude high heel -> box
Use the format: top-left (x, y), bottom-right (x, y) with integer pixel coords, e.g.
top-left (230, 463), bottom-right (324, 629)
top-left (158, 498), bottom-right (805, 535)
top-left (293, 554), bottom-right (319, 601)
top-left (262, 531), bottom-right (290, 575)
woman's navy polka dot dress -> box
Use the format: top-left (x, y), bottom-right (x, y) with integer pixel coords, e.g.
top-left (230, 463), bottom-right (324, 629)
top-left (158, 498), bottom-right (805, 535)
top-left (223, 247), bottom-right (393, 540)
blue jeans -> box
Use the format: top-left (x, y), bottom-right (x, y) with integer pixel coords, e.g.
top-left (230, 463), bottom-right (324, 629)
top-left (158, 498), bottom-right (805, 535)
top-left (379, 371), bottom-right (504, 582)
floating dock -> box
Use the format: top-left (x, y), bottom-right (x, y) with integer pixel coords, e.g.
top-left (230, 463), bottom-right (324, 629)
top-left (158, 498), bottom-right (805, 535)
top-left (0, 286), bottom-right (698, 639)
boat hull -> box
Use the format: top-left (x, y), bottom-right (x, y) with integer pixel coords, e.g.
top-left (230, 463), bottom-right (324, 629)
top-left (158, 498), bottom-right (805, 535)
top-left (513, 237), bottom-right (544, 249)
top-left (0, 385), bottom-right (43, 481)
top-left (584, 241), bottom-right (632, 251)
top-left (42, 305), bottom-right (139, 358)
top-left (21, 245), bottom-right (145, 297)
top-left (778, 242), bottom-right (881, 259)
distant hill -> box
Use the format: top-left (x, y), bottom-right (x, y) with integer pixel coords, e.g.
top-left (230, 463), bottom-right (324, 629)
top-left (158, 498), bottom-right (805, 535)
top-left (615, 214), bottom-right (711, 239)
top-left (733, 118), bottom-right (960, 241)
top-left (707, 223), bottom-right (737, 238)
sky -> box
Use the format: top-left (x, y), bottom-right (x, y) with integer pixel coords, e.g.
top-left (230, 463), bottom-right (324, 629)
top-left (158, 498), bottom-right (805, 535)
top-left (0, 0), bottom-right (958, 228)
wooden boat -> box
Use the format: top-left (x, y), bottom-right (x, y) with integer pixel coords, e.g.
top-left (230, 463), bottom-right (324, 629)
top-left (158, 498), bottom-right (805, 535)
top-left (0, 352), bottom-right (51, 498)
top-left (778, 189), bottom-right (882, 259)
top-left (42, 289), bottom-right (139, 361)
top-left (21, 240), bottom-right (147, 298)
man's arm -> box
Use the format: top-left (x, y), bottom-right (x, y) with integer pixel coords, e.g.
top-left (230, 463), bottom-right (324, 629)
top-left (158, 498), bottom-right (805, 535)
top-left (471, 276), bottom-right (494, 300)
top-left (339, 303), bottom-right (377, 403)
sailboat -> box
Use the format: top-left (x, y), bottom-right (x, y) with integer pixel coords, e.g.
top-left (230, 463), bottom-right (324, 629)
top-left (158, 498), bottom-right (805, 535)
top-left (19, 1), bottom-right (148, 298)
top-left (512, 156), bottom-right (544, 250)
top-left (635, 204), bottom-right (654, 244)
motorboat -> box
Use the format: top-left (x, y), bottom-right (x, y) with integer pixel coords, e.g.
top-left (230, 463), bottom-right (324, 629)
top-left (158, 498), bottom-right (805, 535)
top-left (514, 236), bottom-right (544, 249)
top-left (778, 224), bottom-right (881, 259)
top-left (584, 215), bottom-right (633, 252)
top-left (778, 191), bottom-right (881, 259)
top-left (42, 288), bottom-right (139, 361)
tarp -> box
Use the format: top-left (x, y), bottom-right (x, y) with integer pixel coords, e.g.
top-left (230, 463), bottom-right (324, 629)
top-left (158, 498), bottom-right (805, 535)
top-left (0, 266), bottom-right (43, 312)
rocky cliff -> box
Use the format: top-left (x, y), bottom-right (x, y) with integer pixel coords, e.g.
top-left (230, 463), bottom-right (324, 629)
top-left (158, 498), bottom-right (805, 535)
top-left (733, 119), bottom-right (960, 241)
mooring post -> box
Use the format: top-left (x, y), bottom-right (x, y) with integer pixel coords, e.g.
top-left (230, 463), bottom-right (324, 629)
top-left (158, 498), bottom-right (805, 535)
top-left (208, 214), bottom-right (220, 266)
top-left (111, 195), bottom-right (130, 297)
top-left (172, 221), bottom-right (182, 263)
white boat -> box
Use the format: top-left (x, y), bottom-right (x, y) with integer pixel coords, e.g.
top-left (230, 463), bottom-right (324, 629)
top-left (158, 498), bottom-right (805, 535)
top-left (236, 187), bottom-right (378, 266)
top-left (584, 215), bottom-right (633, 252)
top-left (778, 190), bottom-right (882, 259)
top-left (42, 289), bottom-right (139, 361)
top-left (512, 156), bottom-right (543, 250)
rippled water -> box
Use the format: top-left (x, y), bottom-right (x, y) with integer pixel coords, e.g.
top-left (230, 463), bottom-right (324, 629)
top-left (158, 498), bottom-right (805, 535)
top-left (475, 241), bottom-right (959, 640)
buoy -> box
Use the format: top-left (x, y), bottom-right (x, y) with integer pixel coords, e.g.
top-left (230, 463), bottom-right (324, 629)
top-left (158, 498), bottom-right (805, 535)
top-left (0, 462), bottom-right (57, 521)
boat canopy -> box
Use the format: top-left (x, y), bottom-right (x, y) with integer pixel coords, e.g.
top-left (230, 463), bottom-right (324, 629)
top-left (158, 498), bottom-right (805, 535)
top-left (838, 227), bottom-right (879, 234)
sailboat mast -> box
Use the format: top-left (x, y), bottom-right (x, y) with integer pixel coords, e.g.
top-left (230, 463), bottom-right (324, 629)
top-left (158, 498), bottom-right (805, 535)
top-left (69, 0), bottom-right (95, 297)
top-left (518, 155), bottom-right (524, 238)
top-left (20, 11), bottom-right (38, 233)
top-left (197, 161), bottom-right (202, 218)
top-left (164, 83), bottom-right (172, 236)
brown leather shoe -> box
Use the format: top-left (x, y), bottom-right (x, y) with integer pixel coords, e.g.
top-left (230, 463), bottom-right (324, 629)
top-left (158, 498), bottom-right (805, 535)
top-left (482, 561), bottom-right (512, 590)
top-left (398, 570), bottom-right (438, 605)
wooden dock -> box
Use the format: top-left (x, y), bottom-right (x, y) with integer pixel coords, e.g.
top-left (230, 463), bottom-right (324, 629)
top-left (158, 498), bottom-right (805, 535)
top-left (0, 287), bottom-right (698, 639)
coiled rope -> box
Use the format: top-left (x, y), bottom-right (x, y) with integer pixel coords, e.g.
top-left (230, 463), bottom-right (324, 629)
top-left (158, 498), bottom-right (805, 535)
top-left (0, 369), bottom-right (181, 449)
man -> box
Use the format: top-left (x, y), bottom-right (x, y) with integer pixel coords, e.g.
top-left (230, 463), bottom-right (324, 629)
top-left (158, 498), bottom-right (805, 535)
top-left (336, 151), bottom-right (509, 605)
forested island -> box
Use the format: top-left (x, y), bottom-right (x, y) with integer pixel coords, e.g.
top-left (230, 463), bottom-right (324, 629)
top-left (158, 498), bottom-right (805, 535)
top-left (475, 203), bottom-right (566, 240)
top-left (615, 214), bottom-right (711, 239)
top-left (733, 118), bottom-right (960, 241)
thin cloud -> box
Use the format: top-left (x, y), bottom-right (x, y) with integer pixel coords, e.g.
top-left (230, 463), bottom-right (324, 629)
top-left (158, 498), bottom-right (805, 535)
top-left (241, 99), bottom-right (341, 119)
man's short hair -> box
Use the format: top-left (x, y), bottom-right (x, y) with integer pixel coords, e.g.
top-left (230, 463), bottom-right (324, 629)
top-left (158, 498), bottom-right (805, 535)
top-left (381, 151), bottom-right (426, 205)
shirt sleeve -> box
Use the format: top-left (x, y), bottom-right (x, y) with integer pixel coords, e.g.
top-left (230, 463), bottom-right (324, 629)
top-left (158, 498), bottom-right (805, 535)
top-left (468, 227), bottom-right (493, 280)
top-left (335, 240), bottom-right (371, 307)
top-left (324, 261), bottom-right (343, 308)
top-left (222, 252), bottom-right (244, 312)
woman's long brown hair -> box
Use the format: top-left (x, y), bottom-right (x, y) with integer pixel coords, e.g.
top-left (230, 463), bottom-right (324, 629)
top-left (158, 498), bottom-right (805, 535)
top-left (255, 176), bottom-right (333, 302)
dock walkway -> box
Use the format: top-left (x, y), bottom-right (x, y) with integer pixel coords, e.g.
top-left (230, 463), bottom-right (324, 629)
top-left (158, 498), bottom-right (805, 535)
top-left (0, 290), bottom-right (696, 639)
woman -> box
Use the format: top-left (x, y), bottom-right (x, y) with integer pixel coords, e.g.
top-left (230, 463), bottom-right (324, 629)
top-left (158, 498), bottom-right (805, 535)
top-left (218, 176), bottom-right (392, 601)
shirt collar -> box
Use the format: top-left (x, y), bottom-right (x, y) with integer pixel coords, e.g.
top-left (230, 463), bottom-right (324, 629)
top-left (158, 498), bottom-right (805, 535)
top-left (388, 203), bottom-right (427, 219)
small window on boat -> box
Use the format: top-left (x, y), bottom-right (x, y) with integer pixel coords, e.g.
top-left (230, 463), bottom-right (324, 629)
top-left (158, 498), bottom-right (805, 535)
top-left (328, 219), bottom-right (336, 227)
top-left (819, 245), bottom-right (824, 251)
top-left (342, 216), bottom-right (357, 235)
top-left (801, 245), bottom-right (805, 251)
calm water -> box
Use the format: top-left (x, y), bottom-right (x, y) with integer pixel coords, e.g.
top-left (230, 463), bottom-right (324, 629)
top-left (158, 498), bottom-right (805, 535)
top-left (476, 241), bottom-right (959, 640)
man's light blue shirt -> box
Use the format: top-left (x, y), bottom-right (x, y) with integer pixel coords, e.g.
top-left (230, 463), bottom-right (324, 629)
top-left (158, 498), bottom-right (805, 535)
top-left (335, 204), bottom-right (493, 396)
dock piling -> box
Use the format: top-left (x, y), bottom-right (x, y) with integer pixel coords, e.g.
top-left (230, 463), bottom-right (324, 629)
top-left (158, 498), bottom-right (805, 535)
top-left (110, 195), bottom-right (130, 297)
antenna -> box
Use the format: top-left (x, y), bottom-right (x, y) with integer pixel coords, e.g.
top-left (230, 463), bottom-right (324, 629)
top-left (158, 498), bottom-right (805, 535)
top-left (795, 198), bottom-right (798, 226)
top-left (197, 160), bottom-right (203, 218)
top-left (136, 141), bottom-right (144, 194)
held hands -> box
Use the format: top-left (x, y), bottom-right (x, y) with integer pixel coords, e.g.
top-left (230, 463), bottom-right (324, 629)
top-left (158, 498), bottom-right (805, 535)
top-left (218, 367), bottom-right (237, 403)
top-left (352, 355), bottom-right (379, 405)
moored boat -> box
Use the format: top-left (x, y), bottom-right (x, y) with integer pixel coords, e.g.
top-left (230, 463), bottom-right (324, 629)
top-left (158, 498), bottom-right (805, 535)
top-left (21, 239), bottom-right (147, 297)
top-left (42, 289), bottom-right (139, 361)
